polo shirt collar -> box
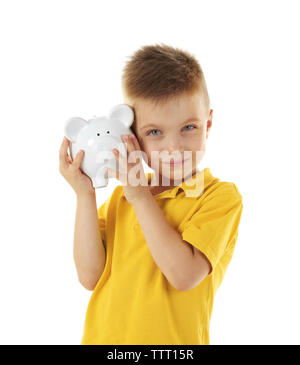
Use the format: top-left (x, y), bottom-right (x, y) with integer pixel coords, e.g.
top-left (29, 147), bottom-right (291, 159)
top-left (121, 167), bottom-right (217, 200)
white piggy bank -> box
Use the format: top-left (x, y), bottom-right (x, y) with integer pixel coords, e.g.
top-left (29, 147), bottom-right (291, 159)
top-left (64, 104), bottom-right (135, 188)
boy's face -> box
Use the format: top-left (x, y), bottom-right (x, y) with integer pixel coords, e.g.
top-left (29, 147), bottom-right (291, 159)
top-left (124, 91), bottom-right (213, 186)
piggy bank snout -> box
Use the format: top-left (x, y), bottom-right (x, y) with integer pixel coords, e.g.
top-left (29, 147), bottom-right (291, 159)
top-left (95, 150), bottom-right (115, 163)
top-left (95, 135), bottom-right (124, 151)
top-left (94, 135), bottom-right (125, 164)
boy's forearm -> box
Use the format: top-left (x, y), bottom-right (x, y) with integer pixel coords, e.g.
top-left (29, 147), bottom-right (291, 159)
top-left (73, 192), bottom-right (106, 290)
top-left (131, 191), bottom-right (195, 291)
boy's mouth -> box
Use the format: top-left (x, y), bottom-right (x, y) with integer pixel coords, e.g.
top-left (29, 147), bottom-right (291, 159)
top-left (162, 158), bottom-right (190, 166)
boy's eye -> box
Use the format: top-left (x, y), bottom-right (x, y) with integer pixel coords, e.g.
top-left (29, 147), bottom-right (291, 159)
top-left (183, 124), bottom-right (196, 131)
top-left (147, 125), bottom-right (196, 136)
top-left (147, 129), bottom-right (161, 136)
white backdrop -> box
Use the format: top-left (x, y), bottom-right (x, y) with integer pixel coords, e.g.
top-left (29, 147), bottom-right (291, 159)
top-left (0, 0), bottom-right (299, 345)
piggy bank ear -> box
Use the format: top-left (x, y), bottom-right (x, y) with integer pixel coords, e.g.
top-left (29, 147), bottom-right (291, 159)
top-left (108, 104), bottom-right (134, 128)
top-left (64, 117), bottom-right (88, 143)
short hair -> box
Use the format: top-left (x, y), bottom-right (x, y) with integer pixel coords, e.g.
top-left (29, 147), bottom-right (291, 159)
top-left (121, 43), bottom-right (210, 115)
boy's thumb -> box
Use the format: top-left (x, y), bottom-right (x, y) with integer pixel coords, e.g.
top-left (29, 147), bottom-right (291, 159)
top-left (73, 149), bottom-right (84, 167)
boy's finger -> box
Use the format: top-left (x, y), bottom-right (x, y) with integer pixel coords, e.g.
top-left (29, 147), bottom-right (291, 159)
top-left (125, 135), bottom-right (143, 164)
top-left (129, 134), bottom-right (141, 152)
top-left (106, 167), bottom-right (127, 186)
top-left (72, 149), bottom-right (84, 168)
top-left (59, 137), bottom-right (70, 166)
top-left (113, 148), bottom-right (127, 170)
top-left (123, 135), bottom-right (135, 155)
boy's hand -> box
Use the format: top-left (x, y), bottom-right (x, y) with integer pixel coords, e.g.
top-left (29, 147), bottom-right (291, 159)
top-left (59, 137), bottom-right (95, 197)
top-left (106, 134), bottom-right (150, 204)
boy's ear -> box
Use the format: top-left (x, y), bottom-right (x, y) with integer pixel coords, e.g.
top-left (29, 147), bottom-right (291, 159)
top-left (108, 104), bottom-right (134, 128)
top-left (64, 117), bottom-right (89, 143)
top-left (206, 120), bottom-right (213, 139)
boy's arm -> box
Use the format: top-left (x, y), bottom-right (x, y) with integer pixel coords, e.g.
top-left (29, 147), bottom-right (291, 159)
top-left (73, 191), bottom-right (106, 290)
top-left (131, 191), bottom-right (211, 291)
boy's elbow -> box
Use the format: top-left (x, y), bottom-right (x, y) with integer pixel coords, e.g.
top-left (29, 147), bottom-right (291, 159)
top-left (79, 278), bottom-right (96, 291)
top-left (78, 274), bottom-right (100, 291)
top-left (168, 275), bottom-right (191, 291)
top-left (174, 244), bottom-right (212, 291)
top-left (176, 280), bottom-right (198, 291)
top-left (173, 278), bottom-right (194, 292)
top-left (81, 281), bottom-right (96, 291)
top-left (172, 267), bottom-right (209, 291)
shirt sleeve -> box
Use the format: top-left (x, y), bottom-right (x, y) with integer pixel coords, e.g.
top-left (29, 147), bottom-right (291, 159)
top-left (181, 192), bottom-right (243, 275)
top-left (97, 185), bottom-right (122, 251)
top-left (98, 200), bottom-right (107, 249)
top-left (97, 194), bottom-right (113, 250)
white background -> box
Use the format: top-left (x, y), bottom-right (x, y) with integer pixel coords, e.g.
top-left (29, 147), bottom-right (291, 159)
top-left (0, 0), bottom-right (299, 345)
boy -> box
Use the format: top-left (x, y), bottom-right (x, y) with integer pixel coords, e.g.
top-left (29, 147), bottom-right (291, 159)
top-left (59, 43), bottom-right (243, 345)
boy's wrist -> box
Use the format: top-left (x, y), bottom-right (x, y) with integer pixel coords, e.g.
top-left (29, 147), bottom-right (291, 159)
top-left (76, 190), bottom-right (96, 201)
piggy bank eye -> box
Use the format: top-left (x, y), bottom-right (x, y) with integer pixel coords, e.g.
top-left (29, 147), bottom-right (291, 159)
top-left (106, 131), bottom-right (110, 134)
top-left (97, 133), bottom-right (100, 136)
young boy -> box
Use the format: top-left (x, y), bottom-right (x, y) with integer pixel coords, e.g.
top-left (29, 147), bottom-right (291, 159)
top-left (59, 43), bottom-right (243, 345)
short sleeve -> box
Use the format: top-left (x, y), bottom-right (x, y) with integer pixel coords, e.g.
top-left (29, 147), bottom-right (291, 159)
top-left (181, 192), bottom-right (243, 275)
top-left (97, 194), bottom-right (113, 250)
top-left (98, 201), bottom-right (107, 248)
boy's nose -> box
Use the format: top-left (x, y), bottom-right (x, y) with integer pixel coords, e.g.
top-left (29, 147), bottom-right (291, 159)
top-left (161, 149), bottom-right (185, 161)
top-left (164, 144), bottom-right (185, 155)
top-left (163, 142), bottom-right (176, 151)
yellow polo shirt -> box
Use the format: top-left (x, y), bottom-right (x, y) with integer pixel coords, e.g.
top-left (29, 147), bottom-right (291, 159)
top-left (80, 167), bottom-right (243, 345)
